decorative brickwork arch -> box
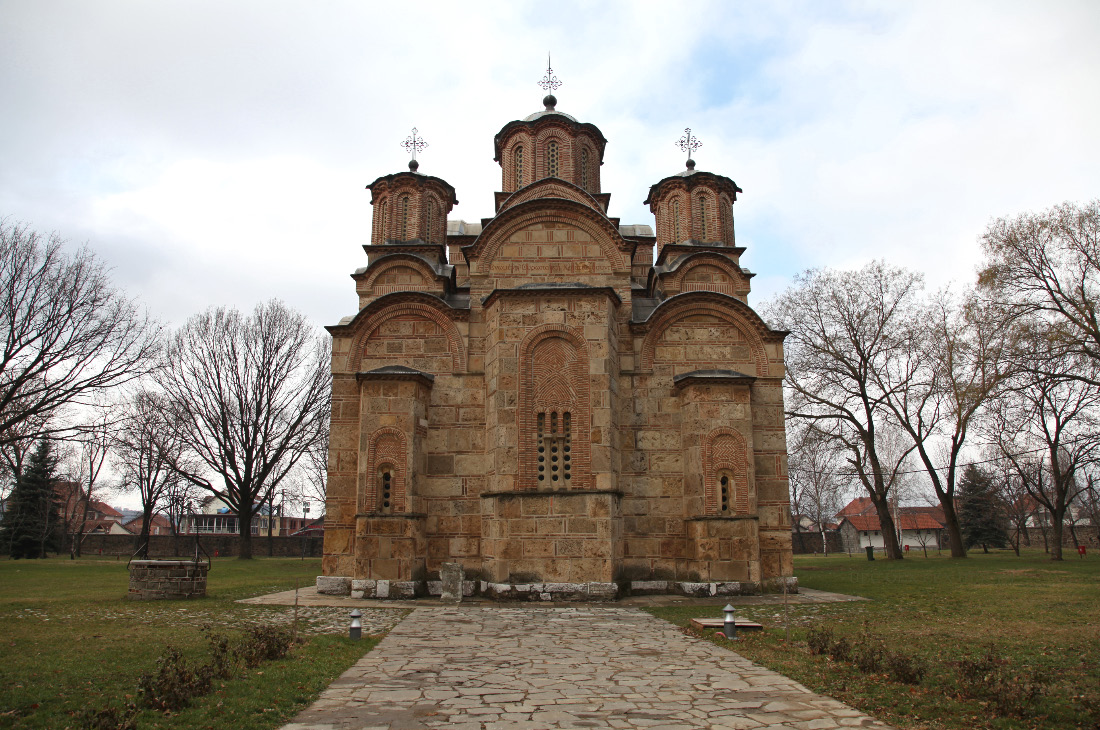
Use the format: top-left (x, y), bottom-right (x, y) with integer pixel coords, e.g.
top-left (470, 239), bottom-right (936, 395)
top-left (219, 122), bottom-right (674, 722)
top-left (518, 324), bottom-right (591, 490)
top-left (347, 294), bottom-right (466, 373)
top-left (535, 127), bottom-right (572, 181)
top-left (662, 254), bottom-right (750, 298)
top-left (363, 427), bottom-right (407, 513)
top-left (639, 295), bottom-right (771, 375)
top-left (362, 256), bottom-right (440, 295)
top-left (465, 197), bottom-right (630, 273)
top-left (704, 427), bottom-right (750, 515)
top-left (497, 177), bottom-right (604, 216)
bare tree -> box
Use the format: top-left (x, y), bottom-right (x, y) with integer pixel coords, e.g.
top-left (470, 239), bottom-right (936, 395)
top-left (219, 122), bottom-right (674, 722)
top-left (765, 262), bottom-right (922, 559)
top-left (978, 200), bottom-right (1100, 385)
top-left (65, 409), bottom-right (114, 557)
top-left (988, 354), bottom-right (1100, 560)
top-left (113, 390), bottom-right (185, 558)
top-left (162, 474), bottom-right (200, 556)
top-left (877, 289), bottom-right (1011, 558)
top-left (161, 301), bottom-right (330, 559)
top-left (787, 422), bottom-right (846, 554)
top-left (0, 220), bottom-right (161, 445)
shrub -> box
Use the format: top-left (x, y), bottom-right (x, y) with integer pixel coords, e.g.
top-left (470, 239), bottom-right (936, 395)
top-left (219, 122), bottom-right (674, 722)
top-left (852, 640), bottom-right (885, 674)
top-left (884, 651), bottom-right (927, 685)
top-left (75, 702), bottom-right (138, 730)
top-left (234, 625), bottom-right (294, 668)
top-left (137, 648), bottom-right (212, 711)
top-left (828, 635), bottom-right (853, 663)
top-left (953, 645), bottom-right (1043, 718)
top-left (807, 626), bottom-right (833, 656)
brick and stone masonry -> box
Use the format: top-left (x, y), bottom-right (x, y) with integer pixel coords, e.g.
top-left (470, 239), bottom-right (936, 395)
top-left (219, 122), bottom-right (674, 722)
top-left (319, 94), bottom-right (795, 600)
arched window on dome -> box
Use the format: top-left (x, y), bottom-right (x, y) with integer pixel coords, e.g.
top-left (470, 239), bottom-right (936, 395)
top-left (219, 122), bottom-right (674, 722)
top-left (580, 148), bottom-right (589, 191)
top-left (426, 200), bottom-right (435, 243)
top-left (548, 141), bottom-right (558, 178)
top-left (672, 198), bottom-right (681, 242)
top-left (378, 198), bottom-right (388, 243)
top-left (514, 146), bottom-right (524, 188)
top-left (399, 195), bottom-right (410, 241)
top-left (697, 194), bottom-right (708, 241)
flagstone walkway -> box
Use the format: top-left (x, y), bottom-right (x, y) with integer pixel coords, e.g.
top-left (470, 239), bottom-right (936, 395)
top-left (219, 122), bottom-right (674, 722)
top-left (280, 606), bottom-right (893, 730)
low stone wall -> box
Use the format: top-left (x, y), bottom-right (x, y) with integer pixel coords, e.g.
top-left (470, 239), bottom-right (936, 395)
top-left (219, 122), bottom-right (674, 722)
top-left (791, 530), bottom-right (844, 555)
top-left (73, 534), bottom-right (323, 558)
top-left (316, 575), bottom-right (799, 601)
top-left (128, 559), bottom-right (209, 600)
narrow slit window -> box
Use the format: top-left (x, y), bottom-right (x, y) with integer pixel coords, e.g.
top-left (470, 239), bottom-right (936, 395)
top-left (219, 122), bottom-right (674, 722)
top-left (548, 141), bottom-right (558, 177)
top-left (514, 146), bottom-right (524, 188)
top-left (426, 200), bottom-right (434, 243)
top-left (672, 199), bottom-right (681, 242)
top-left (379, 467), bottom-right (394, 513)
top-left (719, 473), bottom-right (730, 514)
top-left (380, 200), bottom-right (388, 243)
top-left (400, 195), bottom-right (410, 240)
top-left (537, 413), bottom-right (546, 483)
top-left (580, 148), bottom-right (589, 190)
top-left (698, 196), bottom-right (708, 240)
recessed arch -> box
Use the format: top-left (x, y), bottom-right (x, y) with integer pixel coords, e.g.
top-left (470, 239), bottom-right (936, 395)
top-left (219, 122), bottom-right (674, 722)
top-left (639, 293), bottom-right (772, 375)
top-left (346, 294), bottom-right (466, 373)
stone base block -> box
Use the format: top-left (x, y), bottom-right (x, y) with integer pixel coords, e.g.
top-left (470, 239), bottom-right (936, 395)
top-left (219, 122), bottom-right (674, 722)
top-left (426, 580), bottom-right (477, 597)
top-left (479, 581), bottom-right (619, 602)
top-left (316, 575), bottom-right (351, 595)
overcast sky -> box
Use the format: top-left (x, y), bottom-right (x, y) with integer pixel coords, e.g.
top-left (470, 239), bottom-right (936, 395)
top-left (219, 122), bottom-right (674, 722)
top-left (2, 0), bottom-right (1099, 332)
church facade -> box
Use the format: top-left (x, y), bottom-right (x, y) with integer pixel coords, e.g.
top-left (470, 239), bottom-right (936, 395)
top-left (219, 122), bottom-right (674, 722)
top-left (319, 93), bottom-right (794, 600)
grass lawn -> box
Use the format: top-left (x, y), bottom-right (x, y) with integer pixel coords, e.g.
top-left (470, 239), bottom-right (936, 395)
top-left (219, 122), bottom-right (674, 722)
top-left (0, 556), bottom-right (406, 730)
top-left (648, 550), bottom-right (1100, 730)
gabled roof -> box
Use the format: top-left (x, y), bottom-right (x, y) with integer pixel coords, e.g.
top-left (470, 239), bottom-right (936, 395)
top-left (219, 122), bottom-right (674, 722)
top-left (842, 513), bottom-right (945, 532)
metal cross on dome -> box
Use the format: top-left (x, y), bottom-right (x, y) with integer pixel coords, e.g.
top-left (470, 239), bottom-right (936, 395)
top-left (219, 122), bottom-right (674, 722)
top-left (401, 127), bottom-right (428, 162)
top-left (538, 55), bottom-right (562, 93)
top-left (677, 127), bottom-right (702, 158)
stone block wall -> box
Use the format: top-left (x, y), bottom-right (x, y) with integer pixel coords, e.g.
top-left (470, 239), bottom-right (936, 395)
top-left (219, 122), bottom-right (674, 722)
top-left (128, 560), bottom-right (208, 600)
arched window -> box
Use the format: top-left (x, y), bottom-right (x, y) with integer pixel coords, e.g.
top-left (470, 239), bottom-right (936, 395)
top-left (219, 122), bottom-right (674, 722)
top-left (426, 200), bottom-right (435, 243)
top-left (514, 145), bottom-right (524, 188)
top-left (399, 195), bottom-right (410, 240)
top-left (378, 465), bottom-right (394, 513)
top-left (580, 148), bottom-right (589, 191)
top-left (672, 198), bottom-right (681, 242)
top-left (537, 411), bottom-right (571, 486)
top-left (379, 199), bottom-right (388, 243)
top-left (548, 141), bottom-right (558, 177)
top-left (718, 471), bottom-right (733, 515)
top-left (697, 195), bottom-right (708, 240)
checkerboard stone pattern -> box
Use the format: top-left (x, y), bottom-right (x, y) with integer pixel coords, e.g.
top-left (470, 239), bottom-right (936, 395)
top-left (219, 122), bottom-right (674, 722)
top-left (280, 607), bottom-right (894, 730)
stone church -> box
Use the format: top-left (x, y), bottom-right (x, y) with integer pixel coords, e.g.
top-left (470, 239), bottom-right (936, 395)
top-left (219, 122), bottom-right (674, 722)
top-left (318, 88), bottom-right (794, 601)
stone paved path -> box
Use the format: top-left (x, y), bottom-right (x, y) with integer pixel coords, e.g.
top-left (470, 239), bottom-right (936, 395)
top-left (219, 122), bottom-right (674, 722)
top-left (282, 606), bottom-right (894, 730)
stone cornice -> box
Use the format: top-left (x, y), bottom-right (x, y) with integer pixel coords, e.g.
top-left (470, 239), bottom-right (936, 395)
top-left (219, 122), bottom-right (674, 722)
top-left (480, 285), bottom-right (622, 308)
top-left (355, 366), bottom-right (435, 388)
top-left (326, 290), bottom-right (470, 335)
top-left (629, 290), bottom-right (788, 342)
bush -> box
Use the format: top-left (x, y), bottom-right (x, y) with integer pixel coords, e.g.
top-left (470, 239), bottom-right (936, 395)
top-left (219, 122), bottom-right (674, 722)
top-left (234, 625), bottom-right (294, 669)
top-left (807, 626), bottom-right (833, 655)
top-left (137, 648), bottom-right (212, 711)
top-left (884, 651), bottom-right (927, 685)
top-left (75, 702), bottom-right (138, 730)
top-left (852, 640), bottom-right (885, 674)
top-left (953, 645), bottom-right (1043, 717)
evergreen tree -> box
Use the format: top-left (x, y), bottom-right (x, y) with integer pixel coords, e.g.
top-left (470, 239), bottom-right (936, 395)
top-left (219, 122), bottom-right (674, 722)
top-left (957, 464), bottom-right (1009, 553)
top-left (0, 440), bottom-right (61, 558)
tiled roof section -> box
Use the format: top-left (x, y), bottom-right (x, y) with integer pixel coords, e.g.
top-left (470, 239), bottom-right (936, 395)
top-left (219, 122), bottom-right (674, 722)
top-left (844, 513), bottom-right (945, 532)
top-left (90, 500), bottom-right (123, 518)
top-left (836, 497), bottom-right (877, 518)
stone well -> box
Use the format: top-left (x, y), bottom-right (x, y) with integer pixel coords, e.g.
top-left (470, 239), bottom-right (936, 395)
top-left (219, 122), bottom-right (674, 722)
top-left (128, 559), bottom-right (209, 600)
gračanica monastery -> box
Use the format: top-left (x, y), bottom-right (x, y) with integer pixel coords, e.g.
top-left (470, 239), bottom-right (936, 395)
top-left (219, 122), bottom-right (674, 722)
top-left (318, 82), bottom-right (795, 601)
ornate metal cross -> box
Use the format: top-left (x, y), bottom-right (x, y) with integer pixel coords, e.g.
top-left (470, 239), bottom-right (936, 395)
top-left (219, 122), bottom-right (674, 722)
top-left (401, 127), bottom-right (428, 162)
top-left (677, 128), bottom-right (702, 158)
top-left (538, 55), bottom-right (562, 93)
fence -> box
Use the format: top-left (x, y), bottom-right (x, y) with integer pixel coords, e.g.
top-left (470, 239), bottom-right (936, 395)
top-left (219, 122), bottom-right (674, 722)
top-left (68, 533), bottom-right (324, 559)
top-left (791, 529), bottom-right (844, 555)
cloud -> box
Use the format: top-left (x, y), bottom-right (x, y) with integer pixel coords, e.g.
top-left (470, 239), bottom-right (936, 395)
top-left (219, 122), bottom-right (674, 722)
top-left (1, 0), bottom-right (1098, 325)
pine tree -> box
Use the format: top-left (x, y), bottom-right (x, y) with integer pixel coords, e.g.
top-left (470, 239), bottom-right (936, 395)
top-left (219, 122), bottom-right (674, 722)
top-left (0, 440), bottom-right (61, 558)
top-left (957, 464), bottom-right (1009, 553)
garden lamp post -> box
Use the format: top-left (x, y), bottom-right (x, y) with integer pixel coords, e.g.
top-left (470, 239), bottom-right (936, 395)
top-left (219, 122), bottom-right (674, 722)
top-left (723, 604), bottom-right (737, 640)
top-left (349, 609), bottom-right (362, 640)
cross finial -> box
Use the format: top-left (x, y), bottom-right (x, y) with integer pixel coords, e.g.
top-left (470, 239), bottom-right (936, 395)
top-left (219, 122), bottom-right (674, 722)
top-left (401, 127), bottom-right (427, 171)
top-left (538, 54), bottom-right (562, 94)
top-left (677, 127), bottom-right (702, 168)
